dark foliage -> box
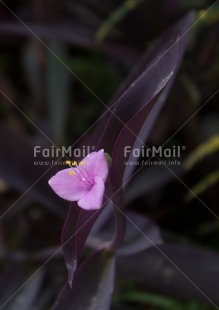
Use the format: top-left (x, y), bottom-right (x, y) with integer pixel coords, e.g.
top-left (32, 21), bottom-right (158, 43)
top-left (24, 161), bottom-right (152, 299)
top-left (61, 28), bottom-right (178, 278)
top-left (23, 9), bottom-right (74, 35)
top-left (0, 1), bottom-right (219, 309)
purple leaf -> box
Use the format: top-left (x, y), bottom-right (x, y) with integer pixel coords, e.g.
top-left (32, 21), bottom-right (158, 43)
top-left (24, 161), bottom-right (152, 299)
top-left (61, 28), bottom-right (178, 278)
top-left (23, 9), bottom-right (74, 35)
top-left (61, 173), bottom-right (114, 286)
top-left (61, 203), bottom-right (107, 287)
top-left (125, 164), bottom-right (183, 203)
top-left (120, 11), bottom-right (196, 188)
top-left (0, 22), bottom-right (94, 46)
top-left (0, 265), bottom-right (44, 309)
top-left (111, 19), bottom-right (197, 260)
top-left (61, 12), bottom-right (196, 282)
top-left (117, 243), bottom-right (219, 306)
top-left (88, 209), bottom-right (162, 256)
top-left (90, 12), bottom-right (196, 191)
top-left (85, 30), bottom-right (180, 260)
top-left (108, 192), bottom-right (126, 252)
top-left (0, 22), bottom-right (140, 63)
top-left (110, 37), bottom-right (180, 191)
top-left (52, 250), bottom-right (115, 310)
top-left (113, 11), bottom-right (195, 220)
top-left (0, 122), bottom-right (66, 218)
top-left (61, 204), bottom-right (100, 286)
top-left (117, 211), bottom-right (162, 256)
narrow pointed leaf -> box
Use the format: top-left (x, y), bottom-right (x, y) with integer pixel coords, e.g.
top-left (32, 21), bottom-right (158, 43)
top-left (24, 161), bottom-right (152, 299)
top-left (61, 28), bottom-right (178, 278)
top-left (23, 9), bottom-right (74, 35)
top-left (92, 35), bottom-right (178, 156)
top-left (52, 250), bottom-right (115, 310)
top-left (185, 167), bottom-right (219, 202)
top-left (111, 46), bottom-right (182, 189)
top-left (119, 12), bottom-right (196, 189)
top-left (95, 0), bottom-right (144, 42)
top-left (185, 134), bottom-right (219, 170)
top-left (61, 202), bottom-right (107, 286)
top-left (92, 11), bottom-right (196, 155)
top-left (90, 12), bottom-right (196, 191)
top-left (61, 175), bottom-right (114, 285)
top-left (61, 12), bottom-right (196, 281)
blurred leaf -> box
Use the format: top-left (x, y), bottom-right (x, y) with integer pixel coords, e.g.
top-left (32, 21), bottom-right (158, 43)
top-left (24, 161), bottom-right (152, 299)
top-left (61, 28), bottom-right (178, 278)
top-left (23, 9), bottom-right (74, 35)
top-left (52, 250), bottom-right (115, 310)
top-left (185, 135), bottom-right (219, 170)
top-left (68, 55), bottom-right (123, 102)
top-left (0, 265), bottom-right (44, 309)
top-left (117, 211), bottom-right (162, 256)
top-left (0, 22), bottom-right (94, 45)
top-left (65, 1), bottom-right (101, 27)
top-left (47, 41), bottom-right (70, 145)
top-left (87, 208), bottom-right (162, 256)
top-left (95, 0), bottom-right (144, 42)
top-left (0, 22), bottom-right (140, 63)
top-left (125, 164), bottom-right (183, 203)
top-left (198, 4), bottom-right (219, 27)
top-left (197, 220), bottom-right (219, 236)
top-left (179, 74), bottom-right (201, 107)
top-left (23, 41), bottom-right (42, 105)
top-left (182, 0), bottom-right (207, 9)
top-left (185, 167), bottom-right (219, 202)
top-left (119, 290), bottom-right (214, 310)
top-left (117, 243), bottom-right (219, 306)
top-left (0, 266), bottom-right (26, 308)
top-left (0, 122), bottom-right (66, 218)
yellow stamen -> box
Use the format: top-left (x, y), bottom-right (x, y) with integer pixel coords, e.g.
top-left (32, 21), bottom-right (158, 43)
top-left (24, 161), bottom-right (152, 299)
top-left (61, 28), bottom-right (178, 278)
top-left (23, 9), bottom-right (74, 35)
top-left (66, 160), bottom-right (71, 165)
top-left (72, 161), bottom-right (77, 166)
top-left (69, 171), bottom-right (75, 176)
top-left (79, 161), bottom-right (85, 166)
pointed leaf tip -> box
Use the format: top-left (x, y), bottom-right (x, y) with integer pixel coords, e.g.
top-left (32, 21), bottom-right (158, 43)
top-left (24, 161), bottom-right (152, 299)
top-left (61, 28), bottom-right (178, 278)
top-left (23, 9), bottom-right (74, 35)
top-left (52, 250), bottom-right (115, 310)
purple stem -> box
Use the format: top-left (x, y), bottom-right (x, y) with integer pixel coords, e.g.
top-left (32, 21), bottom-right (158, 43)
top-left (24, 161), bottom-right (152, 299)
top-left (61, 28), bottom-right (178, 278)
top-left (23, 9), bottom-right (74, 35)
top-left (107, 190), bottom-right (126, 252)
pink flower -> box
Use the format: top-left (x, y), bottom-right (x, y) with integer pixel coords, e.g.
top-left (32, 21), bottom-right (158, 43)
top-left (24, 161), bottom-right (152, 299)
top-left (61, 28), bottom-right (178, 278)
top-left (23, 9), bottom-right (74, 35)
top-left (48, 150), bottom-right (109, 210)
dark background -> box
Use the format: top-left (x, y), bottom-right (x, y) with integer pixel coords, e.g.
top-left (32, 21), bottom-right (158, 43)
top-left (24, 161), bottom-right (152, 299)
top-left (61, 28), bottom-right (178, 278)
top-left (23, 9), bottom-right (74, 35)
top-left (0, 0), bottom-right (219, 309)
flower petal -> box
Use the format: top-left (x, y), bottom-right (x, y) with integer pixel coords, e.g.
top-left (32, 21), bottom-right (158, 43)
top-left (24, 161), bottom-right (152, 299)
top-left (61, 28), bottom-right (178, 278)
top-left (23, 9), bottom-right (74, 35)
top-left (81, 149), bottom-right (108, 182)
top-left (78, 176), bottom-right (105, 210)
top-left (48, 168), bottom-right (89, 201)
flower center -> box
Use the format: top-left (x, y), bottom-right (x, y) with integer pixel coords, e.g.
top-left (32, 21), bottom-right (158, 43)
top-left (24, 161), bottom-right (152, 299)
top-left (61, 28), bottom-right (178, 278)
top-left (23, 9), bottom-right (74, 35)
top-left (81, 176), bottom-right (95, 190)
top-left (77, 167), bottom-right (95, 190)
top-left (66, 160), bottom-right (95, 191)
